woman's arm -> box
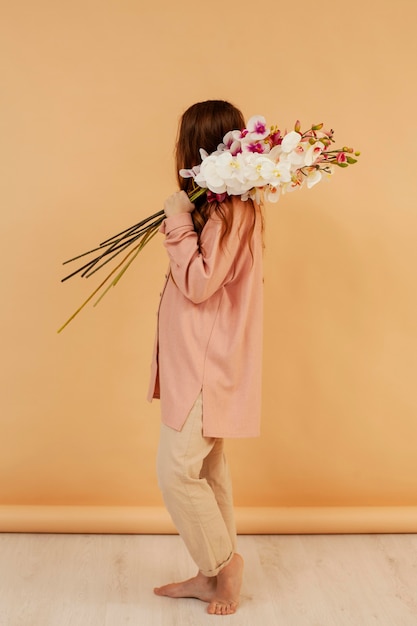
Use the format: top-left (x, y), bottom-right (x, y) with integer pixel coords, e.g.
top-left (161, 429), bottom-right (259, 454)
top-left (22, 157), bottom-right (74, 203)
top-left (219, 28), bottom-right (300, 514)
top-left (161, 197), bottom-right (254, 304)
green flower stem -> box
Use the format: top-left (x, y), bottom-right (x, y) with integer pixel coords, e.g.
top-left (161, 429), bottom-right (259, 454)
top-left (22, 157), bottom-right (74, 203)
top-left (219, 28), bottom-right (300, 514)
top-left (189, 186), bottom-right (207, 202)
top-left (57, 224), bottom-right (162, 333)
top-left (82, 217), bottom-right (164, 279)
top-left (63, 209), bottom-right (165, 266)
top-left (98, 209), bottom-right (165, 247)
top-left (93, 225), bottom-right (160, 307)
top-left (61, 214), bottom-right (165, 282)
top-left (58, 186), bottom-right (208, 331)
top-left (57, 254), bottom-right (132, 333)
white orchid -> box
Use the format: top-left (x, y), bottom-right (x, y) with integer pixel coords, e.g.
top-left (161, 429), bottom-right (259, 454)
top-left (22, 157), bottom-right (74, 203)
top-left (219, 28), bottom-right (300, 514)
top-left (280, 130), bottom-right (302, 153)
top-left (176, 117), bottom-right (359, 205)
top-left (243, 154), bottom-right (278, 186)
top-left (179, 165), bottom-right (201, 179)
top-left (306, 168), bottom-right (323, 188)
top-left (194, 154), bottom-right (227, 193)
top-left (255, 155), bottom-right (292, 187)
top-left (195, 152), bottom-right (253, 196)
top-left (283, 144), bottom-right (308, 167)
top-left (304, 141), bottom-right (325, 166)
top-left (264, 186), bottom-right (282, 203)
top-left (242, 187), bottom-right (264, 204)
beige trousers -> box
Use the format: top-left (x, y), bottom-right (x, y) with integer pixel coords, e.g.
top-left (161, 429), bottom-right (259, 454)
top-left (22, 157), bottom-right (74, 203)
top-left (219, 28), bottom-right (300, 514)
top-left (157, 392), bottom-right (237, 577)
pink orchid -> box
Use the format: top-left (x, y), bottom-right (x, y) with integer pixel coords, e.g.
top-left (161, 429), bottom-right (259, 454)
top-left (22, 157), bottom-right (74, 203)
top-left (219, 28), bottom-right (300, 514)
top-left (268, 130), bottom-right (282, 146)
top-left (245, 141), bottom-right (266, 154)
top-left (245, 115), bottom-right (269, 140)
top-left (220, 130), bottom-right (243, 156)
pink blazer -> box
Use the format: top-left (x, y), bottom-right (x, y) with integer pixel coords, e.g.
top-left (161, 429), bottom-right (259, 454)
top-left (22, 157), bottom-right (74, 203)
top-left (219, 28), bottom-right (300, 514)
top-left (147, 197), bottom-right (263, 438)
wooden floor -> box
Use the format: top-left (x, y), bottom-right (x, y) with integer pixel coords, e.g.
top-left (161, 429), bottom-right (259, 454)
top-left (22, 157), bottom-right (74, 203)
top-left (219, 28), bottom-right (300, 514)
top-left (0, 533), bottom-right (416, 625)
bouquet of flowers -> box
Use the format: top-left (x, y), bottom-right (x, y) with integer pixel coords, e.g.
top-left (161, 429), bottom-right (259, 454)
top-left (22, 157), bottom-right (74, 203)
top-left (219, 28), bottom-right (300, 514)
top-left (58, 116), bottom-right (359, 332)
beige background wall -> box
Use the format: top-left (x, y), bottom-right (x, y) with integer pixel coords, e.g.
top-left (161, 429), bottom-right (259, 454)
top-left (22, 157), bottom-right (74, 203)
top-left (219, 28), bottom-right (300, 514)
top-left (1, 0), bottom-right (417, 533)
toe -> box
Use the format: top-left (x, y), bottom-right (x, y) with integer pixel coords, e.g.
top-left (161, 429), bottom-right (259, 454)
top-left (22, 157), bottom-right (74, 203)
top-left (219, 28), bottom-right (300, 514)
top-left (207, 602), bottom-right (216, 614)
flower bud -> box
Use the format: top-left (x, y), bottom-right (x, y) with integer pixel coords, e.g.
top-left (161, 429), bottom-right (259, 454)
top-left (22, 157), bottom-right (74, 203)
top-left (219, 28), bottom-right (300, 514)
top-left (337, 152), bottom-right (347, 164)
top-left (312, 123), bottom-right (324, 131)
top-left (294, 120), bottom-right (301, 132)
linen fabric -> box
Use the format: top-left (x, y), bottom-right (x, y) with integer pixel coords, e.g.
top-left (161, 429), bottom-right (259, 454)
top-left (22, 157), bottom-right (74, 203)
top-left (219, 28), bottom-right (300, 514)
top-left (147, 197), bottom-right (263, 438)
top-left (157, 392), bottom-right (237, 577)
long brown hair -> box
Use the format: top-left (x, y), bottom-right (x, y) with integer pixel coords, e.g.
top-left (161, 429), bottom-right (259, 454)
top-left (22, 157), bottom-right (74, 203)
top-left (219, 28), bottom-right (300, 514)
top-left (175, 100), bottom-right (257, 244)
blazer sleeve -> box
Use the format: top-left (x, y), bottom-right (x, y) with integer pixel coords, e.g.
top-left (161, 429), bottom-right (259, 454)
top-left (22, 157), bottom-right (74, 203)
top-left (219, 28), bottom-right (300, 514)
top-left (160, 199), bottom-right (251, 304)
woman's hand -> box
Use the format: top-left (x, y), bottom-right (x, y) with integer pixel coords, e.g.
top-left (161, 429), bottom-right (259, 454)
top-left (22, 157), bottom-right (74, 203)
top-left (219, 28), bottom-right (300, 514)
top-left (164, 191), bottom-right (195, 218)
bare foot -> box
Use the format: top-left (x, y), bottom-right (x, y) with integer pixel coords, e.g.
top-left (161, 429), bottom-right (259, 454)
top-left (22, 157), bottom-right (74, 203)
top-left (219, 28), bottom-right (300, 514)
top-left (207, 553), bottom-right (244, 615)
top-left (154, 571), bottom-right (216, 603)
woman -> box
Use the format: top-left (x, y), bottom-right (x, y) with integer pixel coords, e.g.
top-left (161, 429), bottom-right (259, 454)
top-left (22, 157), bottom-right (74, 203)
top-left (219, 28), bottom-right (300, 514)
top-left (147, 100), bottom-right (263, 616)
